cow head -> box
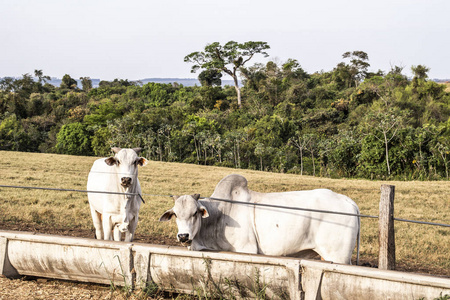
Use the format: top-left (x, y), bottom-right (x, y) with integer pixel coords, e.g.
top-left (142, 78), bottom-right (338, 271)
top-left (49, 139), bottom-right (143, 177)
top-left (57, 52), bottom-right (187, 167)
top-left (104, 147), bottom-right (148, 191)
top-left (159, 194), bottom-right (209, 244)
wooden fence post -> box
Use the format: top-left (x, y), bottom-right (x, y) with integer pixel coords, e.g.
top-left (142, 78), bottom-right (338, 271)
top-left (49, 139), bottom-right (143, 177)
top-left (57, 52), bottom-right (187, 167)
top-left (379, 184), bottom-right (396, 270)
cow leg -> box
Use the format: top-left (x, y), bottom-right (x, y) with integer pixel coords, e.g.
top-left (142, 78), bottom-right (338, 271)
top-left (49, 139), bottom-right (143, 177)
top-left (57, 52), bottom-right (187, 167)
top-left (102, 214), bottom-right (113, 241)
top-left (90, 207), bottom-right (103, 240)
top-left (124, 217), bottom-right (138, 242)
top-left (314, 246), bottom-right (352, 264)
top-left (124, 231), bottom-right (133, 243)
top-left (113, 225), bottom-right (122, 241)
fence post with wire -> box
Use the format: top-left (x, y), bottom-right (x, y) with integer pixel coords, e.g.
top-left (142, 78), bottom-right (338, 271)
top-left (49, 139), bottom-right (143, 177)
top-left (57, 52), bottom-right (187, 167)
top-left (378, 184), bottom-right (396, 270)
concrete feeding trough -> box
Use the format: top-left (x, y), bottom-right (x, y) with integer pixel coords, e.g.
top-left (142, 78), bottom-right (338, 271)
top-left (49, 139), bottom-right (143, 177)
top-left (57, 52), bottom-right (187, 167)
top-left (1, 230), bottom-right (449, 299)
top-left (133, 243), bottom-right (302, 298)
top-left (0, 231), bottom-right (134, 287)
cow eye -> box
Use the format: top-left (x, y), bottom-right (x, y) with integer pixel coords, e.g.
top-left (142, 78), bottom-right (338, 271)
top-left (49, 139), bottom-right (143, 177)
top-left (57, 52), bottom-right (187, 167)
top-left (193, 211), bottom-right (198, 217)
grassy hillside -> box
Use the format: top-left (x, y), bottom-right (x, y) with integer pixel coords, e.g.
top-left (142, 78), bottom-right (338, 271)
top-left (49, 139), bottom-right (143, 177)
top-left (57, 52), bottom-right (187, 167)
top-left (0, 150), bottom-right (448, 276)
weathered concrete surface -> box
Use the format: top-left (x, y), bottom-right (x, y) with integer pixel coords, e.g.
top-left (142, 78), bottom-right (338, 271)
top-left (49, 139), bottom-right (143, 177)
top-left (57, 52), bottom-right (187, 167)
top-left (301, 260), bottom-right (450, 300)
top-left (1, 230), bottom-right (449, 299)
top-left (0, 231), bottom-right (133, 287)
top-left (133, 244), bottom-right (301, 299)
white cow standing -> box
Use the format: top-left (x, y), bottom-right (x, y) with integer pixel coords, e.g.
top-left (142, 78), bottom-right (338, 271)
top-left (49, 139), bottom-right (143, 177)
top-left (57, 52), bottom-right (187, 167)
top-left (87, 147), bottom-right (147, 242)
top-left (160, 174), bottom-right (360, 264)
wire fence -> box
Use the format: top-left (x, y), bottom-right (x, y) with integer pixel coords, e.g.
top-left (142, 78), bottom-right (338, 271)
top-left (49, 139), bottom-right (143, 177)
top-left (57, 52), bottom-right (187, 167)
top-left (0, 184), bottom-right (146, 203)
top-left (1, 184), bottom-right (449, 228)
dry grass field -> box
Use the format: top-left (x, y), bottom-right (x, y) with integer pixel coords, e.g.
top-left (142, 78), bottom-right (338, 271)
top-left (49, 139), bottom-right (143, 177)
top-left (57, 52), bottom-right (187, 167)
top-left (442, 81), bottom-right (450, 93)
top-left (0, 150), bottom-right (449, 277)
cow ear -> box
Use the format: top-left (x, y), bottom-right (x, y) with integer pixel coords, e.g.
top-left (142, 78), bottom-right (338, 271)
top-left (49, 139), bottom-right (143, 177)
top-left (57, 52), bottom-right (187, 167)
top-left (199, 206), bottom-right (209, 218)
top-left (159, 209), bottom-right (175, 222)
top-left (105, 157), bottom-right (117, 166)
top-left (192, 194), bottom-right (201, 201)
top-left (137, 157), bottom-right (148, 167)
top-left (111, 147), bottom-right (121, 154)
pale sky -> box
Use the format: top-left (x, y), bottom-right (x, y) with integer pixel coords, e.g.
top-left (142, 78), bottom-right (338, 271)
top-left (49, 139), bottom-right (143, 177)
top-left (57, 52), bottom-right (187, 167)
top-left (1, 0), bottom-right (449, 81)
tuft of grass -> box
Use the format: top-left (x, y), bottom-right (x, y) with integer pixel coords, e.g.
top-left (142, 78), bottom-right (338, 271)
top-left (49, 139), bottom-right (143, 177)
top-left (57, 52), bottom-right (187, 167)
top-left (0, 150), bottom-right (449, 276)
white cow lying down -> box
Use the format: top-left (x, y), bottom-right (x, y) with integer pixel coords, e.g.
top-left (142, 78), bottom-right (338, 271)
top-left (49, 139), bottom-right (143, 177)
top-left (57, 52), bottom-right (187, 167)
top-left (160, 174), bottom-right (360, 264)
top-left (87, 147), bottom-right (148, 242)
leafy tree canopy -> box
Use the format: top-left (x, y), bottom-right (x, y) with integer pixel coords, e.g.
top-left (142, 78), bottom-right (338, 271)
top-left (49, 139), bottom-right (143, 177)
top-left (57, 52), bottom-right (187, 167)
top-left (184, 41), bottom-right (270, 107)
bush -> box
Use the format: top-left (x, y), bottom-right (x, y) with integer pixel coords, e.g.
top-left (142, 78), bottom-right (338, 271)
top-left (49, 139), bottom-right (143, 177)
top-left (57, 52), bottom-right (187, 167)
top-left (55, 122), bottom-right (92, 155)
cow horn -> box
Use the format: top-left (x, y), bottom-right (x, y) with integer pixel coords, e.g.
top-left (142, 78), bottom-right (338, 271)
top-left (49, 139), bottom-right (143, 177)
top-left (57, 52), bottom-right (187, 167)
top-left (133, 147), bottom-right (142, 154)
top-left (111, 147), bottom-right (122, 154)
top-left (192, 194), bottom-right (201, 201)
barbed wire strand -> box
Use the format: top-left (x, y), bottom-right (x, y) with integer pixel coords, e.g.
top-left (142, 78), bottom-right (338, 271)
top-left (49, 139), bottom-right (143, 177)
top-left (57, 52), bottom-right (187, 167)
top-left (1, 184), bottom-right (449, 227)
top-left (0, 184), bottom-right (145, 203)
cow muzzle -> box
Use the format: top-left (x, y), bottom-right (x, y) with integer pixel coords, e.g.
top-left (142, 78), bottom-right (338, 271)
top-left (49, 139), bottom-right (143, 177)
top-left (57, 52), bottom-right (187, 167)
top-left (121, 177), bottom-right (132, 188)
top-left (177, 233), bottom-right (191, 244)
top-left (118, 223), bottom-right (129, 233)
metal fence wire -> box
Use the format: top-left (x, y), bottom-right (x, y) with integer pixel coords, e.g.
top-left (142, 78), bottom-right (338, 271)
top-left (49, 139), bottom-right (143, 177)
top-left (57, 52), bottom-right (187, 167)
top-left (0, 184), bottom-right (449, 228)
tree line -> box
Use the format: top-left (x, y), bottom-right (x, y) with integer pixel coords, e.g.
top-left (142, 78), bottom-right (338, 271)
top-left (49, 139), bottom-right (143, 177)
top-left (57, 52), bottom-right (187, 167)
top-left (1, 42), bottom-right (449, 180)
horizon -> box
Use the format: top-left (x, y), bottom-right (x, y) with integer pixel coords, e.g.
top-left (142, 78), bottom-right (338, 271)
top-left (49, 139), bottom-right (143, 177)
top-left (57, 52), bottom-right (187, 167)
top-left (0, 76), bottom-right (242, 88)
top-left (1, 75), bottom-right (448, 85)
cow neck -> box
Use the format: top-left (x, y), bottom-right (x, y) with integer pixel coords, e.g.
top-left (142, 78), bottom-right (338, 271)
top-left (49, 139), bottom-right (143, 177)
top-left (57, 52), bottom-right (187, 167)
top-left (120, 182), bottom-right (136, 226)
top-left (199, 199), bottom-right (219, 221)
top-left (194, 199), bottom-right (232, 251)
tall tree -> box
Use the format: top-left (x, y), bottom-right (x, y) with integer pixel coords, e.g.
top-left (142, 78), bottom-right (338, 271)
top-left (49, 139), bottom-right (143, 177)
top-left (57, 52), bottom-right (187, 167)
top-left (411, 65), bottom-right (430, 80)
top-left (340, 50), bottom-right (370, 87)
top-left (184, 41), bottom-right (270, 108)
top-left (34, 69), bottom-right (50, 84)
top-left (60, 74), bottom-right (77, 89)
top-left (411, 65), bottom-right (430, 87)
top-left (361, 106), bottom-right (408, 176)
top-left (80, 77), bottom-right (93, 92)
top-left (289, 133), bottom-right (312, 175)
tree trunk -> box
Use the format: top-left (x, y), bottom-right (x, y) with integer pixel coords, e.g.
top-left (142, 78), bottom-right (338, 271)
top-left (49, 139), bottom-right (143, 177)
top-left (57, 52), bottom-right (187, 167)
top-left (384, 132), bottom-right (391, 175)
top-left (236, 140), bottom-right (241, 168)
top-left (193, 136), bottom-right (200, 164)
top-left (158, 140), bottom-right (163, 161)
top-left (440, 152), bottom-right (449, 180)
top-left (300, 149), bottom-right (303, 176)
top-left (232, 75), bottom-right (241, 108)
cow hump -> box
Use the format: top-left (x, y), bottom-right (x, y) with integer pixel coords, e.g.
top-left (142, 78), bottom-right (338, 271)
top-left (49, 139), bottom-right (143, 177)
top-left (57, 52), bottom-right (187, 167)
top-left (211, 174), bottom-right (249, 201)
